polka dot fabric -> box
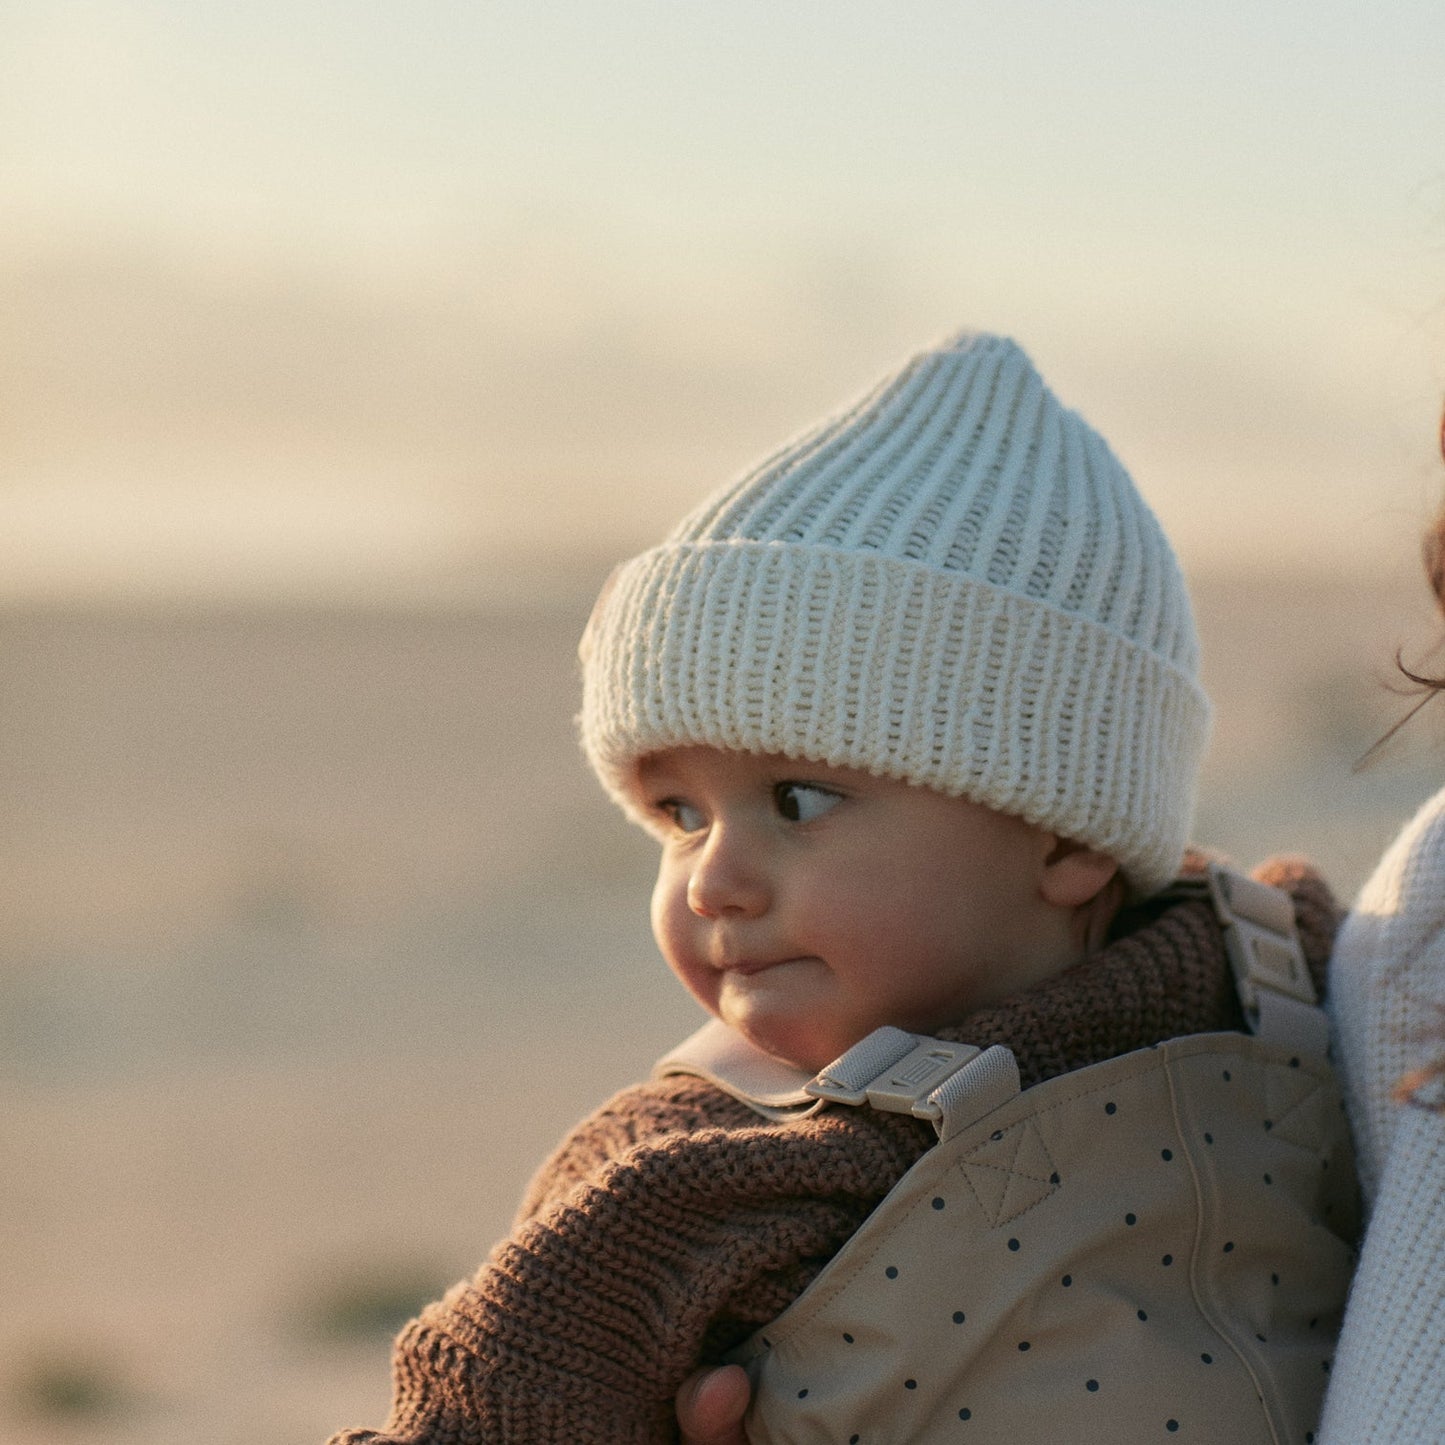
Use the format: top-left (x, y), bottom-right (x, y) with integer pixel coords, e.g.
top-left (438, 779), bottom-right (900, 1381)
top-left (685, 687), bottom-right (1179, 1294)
top-left (729, 1035), bottom-right (1357, 1444)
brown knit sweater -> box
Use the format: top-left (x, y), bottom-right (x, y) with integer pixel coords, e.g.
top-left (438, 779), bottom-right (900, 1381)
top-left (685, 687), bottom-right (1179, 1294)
top-left (328, 858), bottom-right (1338, 1445)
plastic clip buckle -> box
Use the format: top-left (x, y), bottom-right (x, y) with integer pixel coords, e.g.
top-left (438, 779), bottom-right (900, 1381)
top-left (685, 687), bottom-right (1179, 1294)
top-left (1206, 862), bottom-right (1319, 1045)
top-left (806, 1036), bottom-right (982, 1123)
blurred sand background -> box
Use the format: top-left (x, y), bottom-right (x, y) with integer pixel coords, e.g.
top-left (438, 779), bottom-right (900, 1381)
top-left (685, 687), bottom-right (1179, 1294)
top-left (4, 3), bottom-right (1445, 1441)
top-left (6, 579), bottom-right (1445, 1445)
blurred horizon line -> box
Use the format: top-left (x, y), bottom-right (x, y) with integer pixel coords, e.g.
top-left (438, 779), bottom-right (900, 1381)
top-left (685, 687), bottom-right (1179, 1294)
top-left (0, 548), bottom-right (1434, 616)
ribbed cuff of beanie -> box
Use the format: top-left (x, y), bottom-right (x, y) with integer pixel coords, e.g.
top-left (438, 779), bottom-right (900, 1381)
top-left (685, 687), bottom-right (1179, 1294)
top-left (579, 540), bottom-right (1210, 896)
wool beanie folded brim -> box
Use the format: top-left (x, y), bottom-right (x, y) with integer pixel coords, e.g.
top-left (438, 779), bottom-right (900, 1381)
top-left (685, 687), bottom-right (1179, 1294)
top-left (579, 330), bottom-right (1211, 899)
top-left (580, 538), bottom-right (1210, 897)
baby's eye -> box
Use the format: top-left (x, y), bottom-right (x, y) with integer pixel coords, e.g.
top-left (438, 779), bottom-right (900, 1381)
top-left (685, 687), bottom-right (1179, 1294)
top-left (658, 798), bottom-right (706, 834)
top-left (774, 781), bottom-right (841, 823)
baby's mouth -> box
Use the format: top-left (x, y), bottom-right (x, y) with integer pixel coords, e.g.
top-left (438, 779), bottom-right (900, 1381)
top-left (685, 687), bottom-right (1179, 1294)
top-left (719, 955), bottom-right (807, 977)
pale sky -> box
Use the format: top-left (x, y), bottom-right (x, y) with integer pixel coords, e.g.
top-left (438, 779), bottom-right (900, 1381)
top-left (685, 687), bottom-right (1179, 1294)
top-left (2, 1), bottom-right (1443, 600)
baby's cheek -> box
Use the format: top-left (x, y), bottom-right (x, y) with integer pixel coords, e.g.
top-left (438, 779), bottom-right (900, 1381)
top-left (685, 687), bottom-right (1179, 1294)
top-left (651, 904), bottom-right (685, 970)
top-left (651, 882), bottom-right (702, 980)
top-left (649, 868), bottom-right (681, 945)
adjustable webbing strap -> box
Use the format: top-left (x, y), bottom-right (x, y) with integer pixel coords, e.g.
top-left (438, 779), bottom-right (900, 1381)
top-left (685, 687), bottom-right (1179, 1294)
top-left (1205, 862), bottom-right (1329, 1055)
top-left (654, 1018), bottom-right (825, 1120)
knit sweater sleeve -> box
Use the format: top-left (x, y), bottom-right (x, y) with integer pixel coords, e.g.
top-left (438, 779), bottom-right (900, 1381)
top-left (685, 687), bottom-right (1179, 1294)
top-left (1318, 1103), bottom-right (1445, 1441)
top-left (1327, 784), bottom-right (1445, 1198)
top-left (326, 1075), bottom-right (925, 1445)
top-left (1320, 787), bottom-right (1445, 1444)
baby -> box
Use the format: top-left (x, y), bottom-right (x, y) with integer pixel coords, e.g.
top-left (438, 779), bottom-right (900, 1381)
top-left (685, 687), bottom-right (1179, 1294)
top-left (331, 332), bottom-right (1353, 1445)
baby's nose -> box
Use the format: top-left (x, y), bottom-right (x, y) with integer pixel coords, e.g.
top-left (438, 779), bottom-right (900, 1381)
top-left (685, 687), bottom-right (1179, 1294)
top-left (686, 830), bottom-right (770, 918)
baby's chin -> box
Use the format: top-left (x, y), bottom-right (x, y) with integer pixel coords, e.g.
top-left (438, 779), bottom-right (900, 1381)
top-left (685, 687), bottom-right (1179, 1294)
top-left (741, 1030), bottom-right (839, 1075)
top-left (712, 974), bottom-right (963, 1075)
top-left (716, 1001), bottom-right (865, 1076)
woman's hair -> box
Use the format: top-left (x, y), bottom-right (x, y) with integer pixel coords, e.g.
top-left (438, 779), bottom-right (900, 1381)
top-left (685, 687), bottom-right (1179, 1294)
top-left (1393, 405), bottom-right (1445, 1113)
top-left (1366, 408), bottom-right (1445, 736)
top-left (1425, 407), bottom-right (1445, 621)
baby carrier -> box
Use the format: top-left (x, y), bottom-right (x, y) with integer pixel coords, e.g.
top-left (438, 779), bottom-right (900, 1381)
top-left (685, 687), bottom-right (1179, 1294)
top-left (656, 866), bottom-right (1359, 1445)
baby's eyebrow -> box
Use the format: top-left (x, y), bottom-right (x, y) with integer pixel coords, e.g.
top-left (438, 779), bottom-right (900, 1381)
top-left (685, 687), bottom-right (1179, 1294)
top-left (634, 760), bottom-right (681, 790)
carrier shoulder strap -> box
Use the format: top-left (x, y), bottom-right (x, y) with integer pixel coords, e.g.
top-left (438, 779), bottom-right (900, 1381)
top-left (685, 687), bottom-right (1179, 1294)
top-left (656, 1020), bottom-right (1020, 1139)
top-left (1204, 862), bottom-right (1329, 1055)
top-left (654, 1019), bottom-right (824, 1121)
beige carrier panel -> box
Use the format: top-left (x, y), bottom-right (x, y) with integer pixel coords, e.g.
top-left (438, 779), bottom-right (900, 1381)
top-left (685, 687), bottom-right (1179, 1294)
top-left (725, 1032), bottom-right (1356, 1444)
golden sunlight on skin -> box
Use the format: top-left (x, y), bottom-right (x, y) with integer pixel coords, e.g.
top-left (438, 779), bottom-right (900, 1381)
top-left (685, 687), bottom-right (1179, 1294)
top-left (632, 746), bottom-right (1119, 1073)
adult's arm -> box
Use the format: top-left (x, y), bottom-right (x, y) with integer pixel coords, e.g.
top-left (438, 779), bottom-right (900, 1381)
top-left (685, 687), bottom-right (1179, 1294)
top-left (1327, 785), bottom-right (1445, 1197)
top-left (1321, 785), bottom-right (1445, 1441)
top-left (1317, 1101), bottom-right (1445, 1439)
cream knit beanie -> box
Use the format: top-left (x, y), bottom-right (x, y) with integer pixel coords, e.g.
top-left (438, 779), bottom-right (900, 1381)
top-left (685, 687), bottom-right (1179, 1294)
top-left (579, 331), bottom-right (1211, 896)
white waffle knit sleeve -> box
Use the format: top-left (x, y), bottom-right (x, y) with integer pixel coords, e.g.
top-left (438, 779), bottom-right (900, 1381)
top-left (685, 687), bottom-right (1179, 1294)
top-left (1321, 785), bottom-right (1445, 1442)
top-left (1318, 1105), bottom-right (1445, 1440)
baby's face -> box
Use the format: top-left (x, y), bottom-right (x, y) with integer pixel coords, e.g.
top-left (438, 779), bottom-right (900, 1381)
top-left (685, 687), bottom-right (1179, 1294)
top-left (632, 746), bottom-right (1065, 1073)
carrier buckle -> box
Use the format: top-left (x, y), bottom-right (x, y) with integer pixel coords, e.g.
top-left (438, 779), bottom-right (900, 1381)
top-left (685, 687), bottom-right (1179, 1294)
top-left (805, 1028), bottom-right (1020, 1138)
top-left (1206, 863), bottom-right (1324, 1049)
top-left (805, 1029), bottom-right (978, 1116)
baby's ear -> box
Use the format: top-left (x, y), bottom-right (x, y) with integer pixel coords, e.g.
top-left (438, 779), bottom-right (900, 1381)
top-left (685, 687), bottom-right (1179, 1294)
top-left (1039, 838), bottom-right (1120, 908)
